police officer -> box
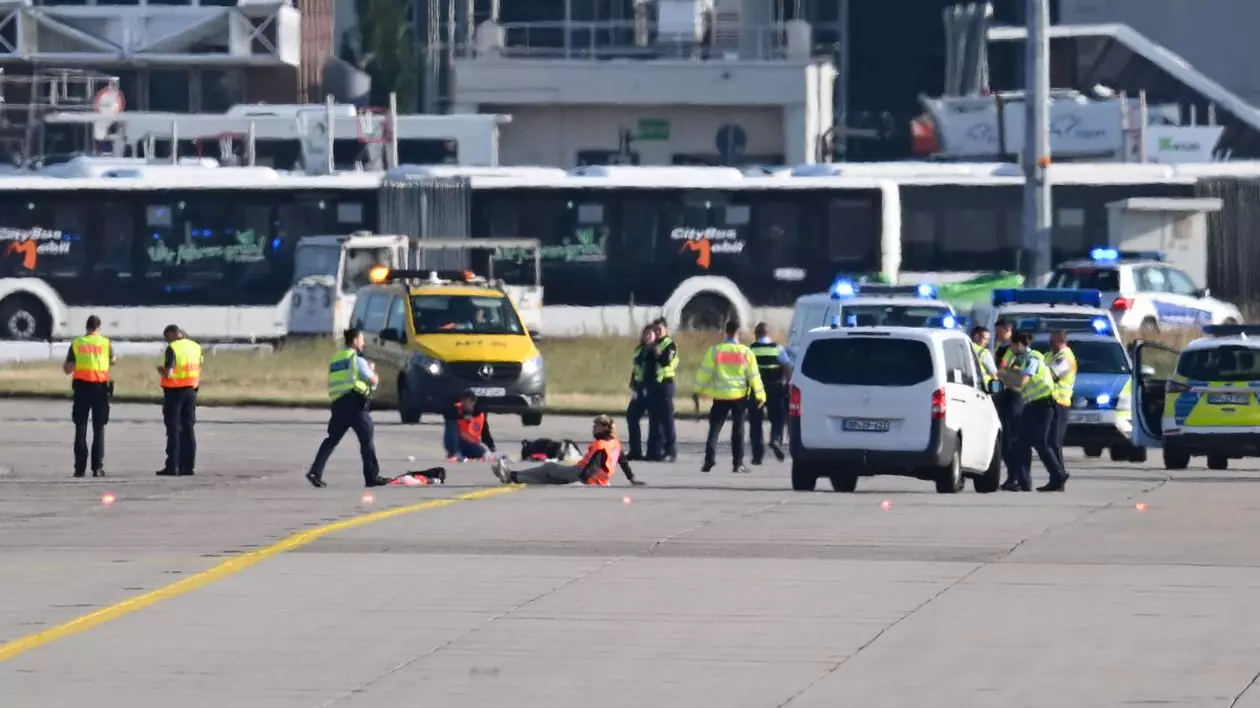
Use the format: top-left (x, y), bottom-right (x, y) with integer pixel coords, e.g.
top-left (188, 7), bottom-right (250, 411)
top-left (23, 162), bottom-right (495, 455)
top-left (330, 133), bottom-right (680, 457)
top-left (155, 325), bottom-right (202, 477)
top-left (969, 325), bottom-right (997, 389)
top-left (625, 325), bottom-right (657, 460)
top-left (306, 328), bottom-right (390, 488)
top-left (646, 317), bottom-right (679, 462)
top-left (62, 315), bottom-right (116, 478)
top-left (1047, 329), bottom-right (1077, 483)
top-left (1000, 332), bottom-right (1068, 492)
top-left (748, 322), bottom-right (790, 464)
top-left (991, 319), bottom-right (1025, 488)
top-left (694, 321), bottom-right (765, 474)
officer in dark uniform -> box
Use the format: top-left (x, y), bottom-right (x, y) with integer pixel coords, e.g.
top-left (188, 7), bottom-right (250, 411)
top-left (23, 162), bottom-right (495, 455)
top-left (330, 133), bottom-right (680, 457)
top-left (646, 317), bottom-right (679, 462)
top-left (748, 322), bottom-right (790, 464)
top-left (155, 325), bottom-right (203, 477)
top-left (625, 325), bottom-right (657, 460)
top-left (991, 319), bottom-right (1025, 489)
top-left (62, 315), bottom-right (116, 478)
top-left (306, 328), bottom-right (391, 488)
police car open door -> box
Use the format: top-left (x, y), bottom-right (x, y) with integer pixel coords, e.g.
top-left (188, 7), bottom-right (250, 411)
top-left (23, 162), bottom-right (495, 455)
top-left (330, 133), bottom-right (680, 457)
top-left (1130, 340), bottom-right (1181, 449)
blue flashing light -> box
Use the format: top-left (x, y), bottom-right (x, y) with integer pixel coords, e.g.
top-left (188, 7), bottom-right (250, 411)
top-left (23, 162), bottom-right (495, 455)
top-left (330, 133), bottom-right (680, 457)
top-left (849, 282), bottom-right (939, 299)
top-left (1016, 316), bottom-right (1109, 334)
top-left (1088, 246), bottom-right (1165, 263)
top-left (1092, 317), bottom-right (1110, 333)
top-left (954, 316), bottom-right (971, 330)
top-left (992, 288), bottom-right (1103, 309)
top-left (830, 279), bottom-right (857, 299)
top-left (830, 315), bottom-right (843, 329)
top-left (1095, 393), bottom-right (1112, 408)
top-left (941, 315), bottom-right (957, 329)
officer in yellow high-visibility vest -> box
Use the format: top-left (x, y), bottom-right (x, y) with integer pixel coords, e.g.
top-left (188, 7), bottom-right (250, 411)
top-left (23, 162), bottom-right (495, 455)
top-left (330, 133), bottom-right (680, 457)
top-left (694, 321), bottom-right (765, 474)
top-left (306, 328), bottom-right (389, 488)
top-left (62, 315), bottom-right (116, 478)
top-left (155, 324), bottom-right (203, 477)
top-left (646, 317), bottom-right (679, 461)
top-left (968, 325), bottom-right (997, 388)
top-left (748, 322), bottom-right (791, 464)
top-left (1047, 329), bottom-right (1078, 485)
top-left (999, 332), bottom-right (1067, 492)
top-left (625, 325), bottom-right (657, 460)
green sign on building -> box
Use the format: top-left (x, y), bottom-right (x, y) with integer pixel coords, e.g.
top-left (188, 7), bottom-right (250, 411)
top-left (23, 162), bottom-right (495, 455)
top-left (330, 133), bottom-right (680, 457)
top-left (637, 118), bottom-right (670, 141)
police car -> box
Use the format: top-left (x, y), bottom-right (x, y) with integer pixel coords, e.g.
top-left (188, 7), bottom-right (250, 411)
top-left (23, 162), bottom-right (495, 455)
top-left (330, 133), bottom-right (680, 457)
top-left (1024, 317), bottom-right (1145, 463)
top-left (785, 279), bottom-right (966, 362)
top-left (788, 322), bottom-right (1002, 494)
top-left (1047, 248), bottom-right (1242, 334)
top-left (971, 288), bottom-right (1122, 344)
top-left (1132, 324), bottom-right (1260, 471)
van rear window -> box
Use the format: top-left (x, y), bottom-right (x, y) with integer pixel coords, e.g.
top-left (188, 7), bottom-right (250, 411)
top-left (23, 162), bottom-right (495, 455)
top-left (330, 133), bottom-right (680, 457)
top-left (801, 337), bottom-right (934, 386)
top-left (1048, 267), bottom-right (1120, 291)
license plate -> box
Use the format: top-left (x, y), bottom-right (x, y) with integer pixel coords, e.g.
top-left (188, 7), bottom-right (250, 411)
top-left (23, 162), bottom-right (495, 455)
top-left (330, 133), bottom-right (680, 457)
top-left (843, 418), bottom-right (890, 433)
top-left (1208, 393), bottom-right (1250, 406)
top-left (1069, 412), bottom-right (1101, 424)
top-left (470, 387), bottom-right (506, 397)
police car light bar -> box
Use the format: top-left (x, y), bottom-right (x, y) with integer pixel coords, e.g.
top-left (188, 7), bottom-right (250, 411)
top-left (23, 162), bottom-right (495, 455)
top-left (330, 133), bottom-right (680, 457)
top-left (1088, 247), bottom-right (1165, 263)
top-left (371, 268), bottom-right (483, 285)
top-left (829, 278), bottom-right (857, 299)
top-left (1016, 317), bottom-right (1110, 334)
top-left (927, 314), bottom-right (959, 329)
top-left (862, 283), bottom-right (939, 299)
top-left (992, 288), bottom-right (1103, 308)
top-left (1203, 324), bottom-right (1260, 338)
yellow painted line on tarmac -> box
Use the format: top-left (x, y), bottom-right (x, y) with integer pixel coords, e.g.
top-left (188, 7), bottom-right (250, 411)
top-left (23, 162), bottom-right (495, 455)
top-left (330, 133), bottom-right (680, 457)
top-left (0, 485), bottom-right (521, 663)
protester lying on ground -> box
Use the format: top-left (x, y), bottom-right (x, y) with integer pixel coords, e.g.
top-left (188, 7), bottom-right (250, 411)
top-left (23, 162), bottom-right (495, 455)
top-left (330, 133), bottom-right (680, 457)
top-left (492, 415), bottom-right (645, 487)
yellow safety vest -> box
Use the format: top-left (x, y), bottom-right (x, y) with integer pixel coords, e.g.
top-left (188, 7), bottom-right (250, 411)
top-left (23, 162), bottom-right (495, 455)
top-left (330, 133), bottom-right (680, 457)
top-left (971, 342), bottom-right (993, 386)
top-left (998, 346), bottom-right (1018, 370)
top-left (328, 348), bottom-right (371, 402)
top-left (695, 341), bottom-right (766, 402)
top-left (160, 339), bottom-right (202, 389)
top-left (631, 344), bottom-right (646, 385)
top-left (1019, 349), bottom-right (1055, 403)
top-left (71, 334), bottom-right (111, 383)
top-left (1051, 346), bottom-right (1078, 407)
top-left (656, 335), bottom-right (678, 382)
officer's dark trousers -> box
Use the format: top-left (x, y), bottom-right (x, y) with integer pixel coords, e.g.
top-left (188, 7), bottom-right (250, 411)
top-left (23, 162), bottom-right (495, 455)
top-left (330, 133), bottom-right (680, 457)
top-left (996, 393), bottom-right (1024, 483)
top-left (71, 381), bottom-right (110, 474)
top-left (705, 398), bottom-right (747, 469)
top-left (512, 462), bottom-right (584, 485)
top-left (1012, 400), bottom-right (1066, 489)
top-left (309, 393), bottom-right (380, 484)
top-left (1050, 403), bottom-right (1072, 474)
top-left (161, 387), bottom-right (197, 473)
top-left (748, 385), bottom-right (785, 461)
top-left (625, 387), bottom-right (650, 457)
top-left (647, 380), bottom-right (677, 458)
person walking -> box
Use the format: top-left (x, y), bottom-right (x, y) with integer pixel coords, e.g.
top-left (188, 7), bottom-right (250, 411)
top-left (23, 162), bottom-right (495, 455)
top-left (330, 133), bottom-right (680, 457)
top-left (155, 325), bottom-right (202, 477)
top-left (999, 332), bottom-right (1067, 492)
top-left (748, 322), bottom-right (791, 464)
top-left (694, 321), bottom-right (765, 474)
top-left (1047, 329), bottom-right (1078, 483)
top-left (306, 328), bottom-right (390, 488)
top-left (63, 315), bottom-right (116, 478)
top-left (646, 317), bottom-right (679, 461)
top-left (625, 325), bottom-right (657, 461)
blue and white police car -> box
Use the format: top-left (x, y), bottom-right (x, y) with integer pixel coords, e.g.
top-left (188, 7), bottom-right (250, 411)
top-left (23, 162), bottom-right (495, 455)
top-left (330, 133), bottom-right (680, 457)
top-left (786, 279), bottom-right (966, 361)
top-left (971, 288), bottom-right (1122, 344)
top-left (1024, 317), bottom-right (1146, 463)
top-left (1046, 248), bottom-right (1242, 334)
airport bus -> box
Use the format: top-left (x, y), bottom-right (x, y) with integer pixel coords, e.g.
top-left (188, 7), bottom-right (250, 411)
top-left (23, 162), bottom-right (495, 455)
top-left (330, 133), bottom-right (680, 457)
top-left (0, 160), bottom-right (1250, 340)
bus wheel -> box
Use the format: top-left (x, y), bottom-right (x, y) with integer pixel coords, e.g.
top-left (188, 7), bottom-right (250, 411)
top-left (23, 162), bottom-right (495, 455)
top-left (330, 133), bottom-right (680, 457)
top-left (0, 295), bottom-right (49, 341)
top-left (680, 294), bottom-right (735, 331)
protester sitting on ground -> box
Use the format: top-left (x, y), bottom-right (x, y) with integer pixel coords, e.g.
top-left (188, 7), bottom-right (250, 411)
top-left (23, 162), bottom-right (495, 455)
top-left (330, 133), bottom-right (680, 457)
top-left (491, 415), bottom-right (645, 487)
top-left (444, 389), bottom-right (497, 461)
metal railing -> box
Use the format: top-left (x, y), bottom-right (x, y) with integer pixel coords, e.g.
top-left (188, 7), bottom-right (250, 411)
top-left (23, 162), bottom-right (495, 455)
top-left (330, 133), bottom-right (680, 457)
top-left (454, 20), bottom-right (843, 62)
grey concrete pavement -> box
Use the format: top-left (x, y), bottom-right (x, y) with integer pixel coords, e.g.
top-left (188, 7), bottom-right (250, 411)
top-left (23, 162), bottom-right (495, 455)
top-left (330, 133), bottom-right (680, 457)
top-left (2, 400), bottom-right (1260, 706)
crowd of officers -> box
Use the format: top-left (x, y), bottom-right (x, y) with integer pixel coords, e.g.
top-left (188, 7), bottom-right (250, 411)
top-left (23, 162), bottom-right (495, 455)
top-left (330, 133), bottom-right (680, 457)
top-left (626, 318), bottom-right (791, 475)
top-left (65, 316), bottom-right (204, 478)
top-left (969, 320), bottom-right (1076, 493)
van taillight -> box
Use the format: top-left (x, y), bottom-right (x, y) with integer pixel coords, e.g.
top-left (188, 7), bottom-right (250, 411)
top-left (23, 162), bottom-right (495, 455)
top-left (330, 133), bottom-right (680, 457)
top-left (1111, 297), bottom-right (1133, 313)
top-left (789, 384), bottom-right (801, 416)
top-left (931, 387), bottom-right (946, 419)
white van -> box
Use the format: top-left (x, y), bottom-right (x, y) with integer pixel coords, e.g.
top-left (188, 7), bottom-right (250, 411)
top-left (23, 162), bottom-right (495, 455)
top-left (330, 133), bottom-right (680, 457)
top-left (785, 282), bottom-right (962, 362)
top-left (788, 325), bottom-right (1002, 494)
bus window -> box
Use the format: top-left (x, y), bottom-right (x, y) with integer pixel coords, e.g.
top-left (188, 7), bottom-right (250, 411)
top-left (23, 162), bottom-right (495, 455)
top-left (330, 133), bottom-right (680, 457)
top-left (0, 193), bottom-right (89, 302)
top-left (827, 195), bottom-right (880, 273)
top-left (750, 198), bottom-right (805, 305)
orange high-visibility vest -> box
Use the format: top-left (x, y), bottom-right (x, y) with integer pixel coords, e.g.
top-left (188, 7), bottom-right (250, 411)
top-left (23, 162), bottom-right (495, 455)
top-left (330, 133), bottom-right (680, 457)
top-left (71, 334), bottom-right (111, 383)
top-left (455, 402), bottom-right (485, 443)
top-left (160, 339), bottom-right (202, 389)
top-left (580, 437), bottom-right (622, 486)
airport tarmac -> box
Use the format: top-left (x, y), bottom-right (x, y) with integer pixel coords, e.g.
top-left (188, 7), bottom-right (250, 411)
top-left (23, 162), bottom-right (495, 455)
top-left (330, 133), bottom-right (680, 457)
top-left (2, 400), bottom-right (1260, 707)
